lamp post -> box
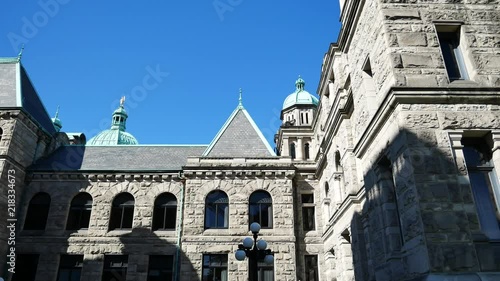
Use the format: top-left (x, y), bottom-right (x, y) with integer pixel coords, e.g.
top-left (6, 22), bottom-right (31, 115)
top-left (235, 222), bottom-right (274, 281)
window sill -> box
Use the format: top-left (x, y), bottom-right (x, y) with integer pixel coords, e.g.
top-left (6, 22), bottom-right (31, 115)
top-left (448, 79), bottom-right (478, 87)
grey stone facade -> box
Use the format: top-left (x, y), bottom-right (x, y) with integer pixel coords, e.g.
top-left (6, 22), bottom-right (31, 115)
top-left (1, 0), bottom-right (500, 279)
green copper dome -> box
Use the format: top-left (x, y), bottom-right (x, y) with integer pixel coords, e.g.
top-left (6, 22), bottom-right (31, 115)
top-left (282, 76), bottom-right (319, 110)
top-left (87, 97), bottom-right (139, 146)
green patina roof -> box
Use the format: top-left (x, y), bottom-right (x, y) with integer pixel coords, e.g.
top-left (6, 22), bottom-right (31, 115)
top-left (282, 76), bottom-right (319, 110)
top-left (87, 98), bottom-right (138, 146)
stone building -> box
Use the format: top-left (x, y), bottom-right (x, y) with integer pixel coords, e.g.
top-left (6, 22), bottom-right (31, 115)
top-left (1, 0), bottom-right (500, 279)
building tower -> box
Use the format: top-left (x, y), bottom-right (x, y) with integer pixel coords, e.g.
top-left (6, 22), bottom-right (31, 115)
top-left (276, 76), bottom-right (319, 161)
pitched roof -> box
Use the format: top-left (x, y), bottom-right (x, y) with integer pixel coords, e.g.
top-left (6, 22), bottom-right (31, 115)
top-left (0, 59), bottom-right (57, 135)
top-left (203, 105), bottom-right (276, 157)
top-left (30, 145), bottom-right (207, 172)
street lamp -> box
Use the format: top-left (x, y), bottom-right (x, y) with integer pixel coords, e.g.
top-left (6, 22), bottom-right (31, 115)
top-left (235, 222), bottom-right (274, 281)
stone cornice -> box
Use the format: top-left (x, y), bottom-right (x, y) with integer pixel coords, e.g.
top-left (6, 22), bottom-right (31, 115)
top-left (353, 87), bottom-right (500, 159)
top-left (28, 172), bottom-right (182, 182)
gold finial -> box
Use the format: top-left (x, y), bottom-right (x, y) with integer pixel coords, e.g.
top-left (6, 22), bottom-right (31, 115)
top-left (120, 96), bottom-right (126, 107)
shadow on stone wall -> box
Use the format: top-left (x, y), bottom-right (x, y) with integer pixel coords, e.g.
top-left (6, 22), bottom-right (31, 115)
top-left (348, 129), bottom-right (500, 281)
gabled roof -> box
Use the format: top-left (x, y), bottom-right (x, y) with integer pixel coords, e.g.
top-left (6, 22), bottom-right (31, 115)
top-left (0, 59), bottom-right (57, 135)
top-left (30, 145), bottom-right (207, 172)
top-left (203, 104), bottom-right (276, 157)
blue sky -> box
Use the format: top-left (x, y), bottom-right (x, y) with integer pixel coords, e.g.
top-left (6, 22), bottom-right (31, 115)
top-left (1, 1), bottom-right (340, 147)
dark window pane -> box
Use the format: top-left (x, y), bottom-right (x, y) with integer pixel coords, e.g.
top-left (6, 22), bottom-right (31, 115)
top-left (437, 30), bottom-right (467, 80)
top-left (202, 255), bottom-right (228, 281)
top-left (12, 254), bottom-right (39, 281)
top-left (121, 207), bottom-right (134, 229)
top-left (165, 206), bottom-right (177, 229)
top-left (249, 191), bottom-right (273, 228)
top-left (153, 193), bottom-right (177, 230)
top-left (67, 193), bottom-right (92, 230)
top-left (102, 256), bottom-right (128, 281)
top-left (148, 255), bottom-right (173, 281)
top-left (469, 172), bottom-right (500, 239)
top-left (109, 193), bottom-right (134, 230)
top-left (24, 193), bottom-right (51, 230)
top-left (303, 207), bottom-right (315, 231)
top-left (57, 255), bottom-right (83, 281)
top-left (205, 191), bottom-right (229, 229)
top-left (302, 194), bottom-right (314, 203)
top-left (305, 255), bottom-right (318, 281)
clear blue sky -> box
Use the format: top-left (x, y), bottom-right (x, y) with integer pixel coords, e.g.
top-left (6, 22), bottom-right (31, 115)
top-left (1, 1), bottom-right (340, 147)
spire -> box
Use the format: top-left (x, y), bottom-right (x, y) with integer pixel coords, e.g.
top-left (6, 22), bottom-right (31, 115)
top-left (17, 44), bottom-right (25, 62)
top-left (51, 106), bottom-right (63, 132)
top-left (295, 75), bottom-right (305, 91)
top-left (111, 96), bottom-right (128, 131)
top-left (238, 88), bottom-right (243, 109)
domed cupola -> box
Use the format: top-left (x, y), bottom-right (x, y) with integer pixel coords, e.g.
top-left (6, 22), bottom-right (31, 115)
top-left (87, 97), bottom-right (139, 146)
top-left (282, 76), bottom-right (319, 111)
top-left (281, 76), bottom-right (319, 127)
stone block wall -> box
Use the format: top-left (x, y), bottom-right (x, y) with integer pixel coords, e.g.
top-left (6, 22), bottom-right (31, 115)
top-left (182, 158), bottom-right (298, 281)
top-left (13, 173), bottom-right (188, 281)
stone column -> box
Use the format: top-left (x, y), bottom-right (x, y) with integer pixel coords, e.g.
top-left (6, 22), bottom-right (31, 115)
top-left (282, 138), bottom-right (289, 157)
top-left (297, 137), bottom-right (304, 160)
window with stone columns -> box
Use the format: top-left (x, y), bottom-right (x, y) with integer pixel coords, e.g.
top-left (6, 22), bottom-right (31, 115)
top-left (451, 131), bottom-right (500, 239)
top-left (24, 192), bottom-right (51, 230)
top-left (205, 190), bottom-right (229, 229)
top-left (66, 192), bottom-right (92, 230)
top-left (153, 192), bottom-right (177, 231)
top-left (109, 193), bottom-right (135, 230)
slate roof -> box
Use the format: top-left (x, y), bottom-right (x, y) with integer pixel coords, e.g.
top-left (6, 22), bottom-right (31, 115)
top-left (0, 59), bottom-right (57, 135)
top-left (30, 145), bottom-right (207, 172)
top-left (203, 105), bottom-right (276, 157)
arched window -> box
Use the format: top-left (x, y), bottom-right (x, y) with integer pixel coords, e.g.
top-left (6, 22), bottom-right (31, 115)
top-left (304, 143), bottom-right (310, 160)
top-left (109, 193), bottom-right (134, 230)
top-left (205, 191), bottom-right (229, 229)
top-left (24, 192), bottom-right (51, 230)
top-left (0, 127), bottom-right (3, 142)
top-left (325, 182), bottom-right (330, 197)
top-left (290, 143), bottom-right (296, 160)
top-left (153, 193), bottom-right (177, 230)
top-left (249, 191), bottom-right (273, 228)
top-left (66, 193), bottom-right (92, 230)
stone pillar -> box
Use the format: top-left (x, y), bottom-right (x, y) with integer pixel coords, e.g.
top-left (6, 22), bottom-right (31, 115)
top-left (282, 138), bottom-right (289, 157)
top-left (297, 137), bottom-right (304, 160)
top-left (81, 254), bottom-right (104, 281)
